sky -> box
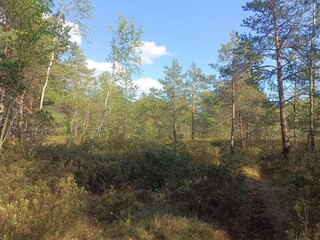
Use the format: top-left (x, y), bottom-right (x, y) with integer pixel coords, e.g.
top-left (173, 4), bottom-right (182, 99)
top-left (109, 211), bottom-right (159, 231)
top-left (79, 0), bottom-right (251, 95)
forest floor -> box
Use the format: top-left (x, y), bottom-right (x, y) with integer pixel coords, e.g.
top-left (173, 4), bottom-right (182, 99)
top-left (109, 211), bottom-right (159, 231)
top-left (240, 167), bottom-right (288, 240)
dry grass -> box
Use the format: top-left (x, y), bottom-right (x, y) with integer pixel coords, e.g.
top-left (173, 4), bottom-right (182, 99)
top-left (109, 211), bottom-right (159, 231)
top-left (103, 214), bottom-right (231, 240)
top-left (241, 166), bottom-right (261, 181)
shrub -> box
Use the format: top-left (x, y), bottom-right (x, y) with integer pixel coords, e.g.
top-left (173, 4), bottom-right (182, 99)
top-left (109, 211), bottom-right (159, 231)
top-left (184, 140), bottom-right (221, 166)
top-left (0, 148), bottom-right (102, 239)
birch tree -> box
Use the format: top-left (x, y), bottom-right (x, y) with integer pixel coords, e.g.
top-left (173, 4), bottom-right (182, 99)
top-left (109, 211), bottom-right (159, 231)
top-left (217, 33), bottom-right (243, 153)
top-left (0, 0), bottom-right (53, 148)
top-left (96, 16), bottom-right (143, 137)
top-left (39, 0), bottom-right (93, 110)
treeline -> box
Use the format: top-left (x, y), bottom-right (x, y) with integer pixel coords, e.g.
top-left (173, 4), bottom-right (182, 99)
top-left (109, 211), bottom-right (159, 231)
top-left (0, 1), bottom-right (319, 156)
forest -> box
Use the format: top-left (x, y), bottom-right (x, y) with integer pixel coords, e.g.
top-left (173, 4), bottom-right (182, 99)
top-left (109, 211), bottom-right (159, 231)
top-left (0, 0), bottom-right (320, 239)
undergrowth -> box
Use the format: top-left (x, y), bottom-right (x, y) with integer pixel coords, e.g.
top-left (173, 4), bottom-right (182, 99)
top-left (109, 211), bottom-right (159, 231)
top-left (2, 137), bottom-right (319, 239)
top-left (0, 139), bottom-right (253, 239)
top-left (259, 142), bottom-right (320, 240)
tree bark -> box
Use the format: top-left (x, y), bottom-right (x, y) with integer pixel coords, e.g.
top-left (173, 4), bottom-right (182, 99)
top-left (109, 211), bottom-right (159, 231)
top-left (0, 88), bottom-right (6, 127)
top-left (0, 99), bottom-right (12, 150)
top-left (239, 109), bottom-right (245, 148)
top-left (191, 97), bottom-right (195, 140)
top-left (308, 0), bottom-right (316, 152)
top-left (40, 51), bottom-right (54, 110)
top-left (172, 100), bottom-right (178, 154)
top-left (172, 86), bottom-right (178, 154)
top-left (39, 4), bottom-right (64, 110)
top-left (293, 78), bottom-right (298, 148)
top-left (230, 76), bottom-right (236, 154)
top-left (96, 82), bottom-right (115, 136)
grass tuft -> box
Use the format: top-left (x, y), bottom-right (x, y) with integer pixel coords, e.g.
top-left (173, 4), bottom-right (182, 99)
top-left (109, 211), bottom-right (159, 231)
top-left (241, 166), bottom-right (261, 180)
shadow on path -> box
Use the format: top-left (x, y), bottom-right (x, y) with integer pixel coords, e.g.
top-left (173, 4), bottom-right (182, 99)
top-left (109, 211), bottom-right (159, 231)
top-left (239, 166), bottom-right (288, 240)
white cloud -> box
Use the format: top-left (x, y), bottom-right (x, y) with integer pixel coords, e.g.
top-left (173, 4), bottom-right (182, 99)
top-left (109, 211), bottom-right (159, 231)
top-left (67, 22), bottom-right (82, 45)
top-left (86, 60), bottom-right (126, 77)
top-left (43, 14), bottom-right (82, 45)
top-left (86, 59), bottom-right (113, 76)
top-left (85, 61), bottom-right (162, 96)
top-left (134, 77), bottom-right (163, 95)
top-left (141, 41), bottom-right (170, 64)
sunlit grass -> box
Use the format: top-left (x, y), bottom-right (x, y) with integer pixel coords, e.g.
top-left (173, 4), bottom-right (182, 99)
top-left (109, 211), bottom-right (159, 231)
top-left (44, 135), bottom-right (68, 144)
top-left (103, 214), bottom-right (231, 240)
top-left (241, 166), bottom-right (261, 180)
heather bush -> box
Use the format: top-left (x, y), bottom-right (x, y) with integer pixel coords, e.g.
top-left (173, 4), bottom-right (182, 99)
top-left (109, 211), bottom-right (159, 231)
top-left (0, 147), bottom-right (102, 239)
top-left (1, 139), bottom-right (255, 239)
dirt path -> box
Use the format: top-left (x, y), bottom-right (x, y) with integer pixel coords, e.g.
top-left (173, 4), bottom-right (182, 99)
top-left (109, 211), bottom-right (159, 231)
top-left (240, 171), bottom-right (288, 240)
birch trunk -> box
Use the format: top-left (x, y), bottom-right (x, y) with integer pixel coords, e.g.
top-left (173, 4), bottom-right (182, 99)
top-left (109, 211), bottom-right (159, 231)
top-left (40, 51), bottom-right (54, 109)
top-left (96, 83), bottom-right (115, 136)
top-left (39, 4), bottom-right (64, 110)
top-left (230, 79), bottom-right (236, 154)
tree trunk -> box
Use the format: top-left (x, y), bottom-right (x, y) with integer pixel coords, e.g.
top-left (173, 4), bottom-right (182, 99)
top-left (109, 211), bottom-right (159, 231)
top-left (191, 97), bottom-right (195, 140)
top-left (40, 51), bottom-right (54, 110)
top-left (123, 81), bottom-right (130, 140)
top-left (0, 99), bottom-right (12, 150)
top-left (293, 78), bottom-right (298, 148)
top-left (96, 99), bottom-right (108, 136)
top-left (80, 106), bottom-right (90, 144)
top-left (272, 3), bottom-right (290, 158)
top-left (18, 94), bottom-right (25, 140)
top-left (70, 67), bottom-right (79, 136)
top-left (230, 78), bottom-right (236, 154)
top-left (39, 4), bottom-right (64, 110)
top-left (308, 0), bottom-right (316, 152)
top-left (96, 83), bottom-right (115, 136)
top-left (172, 94), bottom-right (178, 154)
top-left (173, 103), bottom-right (178, 154)
top-left (239, 109), bottom-right (245, 148)
top-left (0, 88), bottom-right (5, 127)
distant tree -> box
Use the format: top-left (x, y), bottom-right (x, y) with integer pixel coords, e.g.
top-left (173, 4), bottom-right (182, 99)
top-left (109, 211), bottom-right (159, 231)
top-left (185, 61), bottom-right (214, 140)
top-left (59, 44), bottom-right (94, 145)
top-left (133, 93), bottom-right (168, 142)
top-left (216, 32), bottom-right (241, 153)
top-left (214, 31), bottom-right (264, 152)
top-left (158, 59), bottom-right (185, 153)
top-left (96, 16), bottom-right (143, 138)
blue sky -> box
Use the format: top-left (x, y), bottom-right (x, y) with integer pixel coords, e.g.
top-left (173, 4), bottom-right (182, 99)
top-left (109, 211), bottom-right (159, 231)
top-left (80, 0), bottom-right (250, 94)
